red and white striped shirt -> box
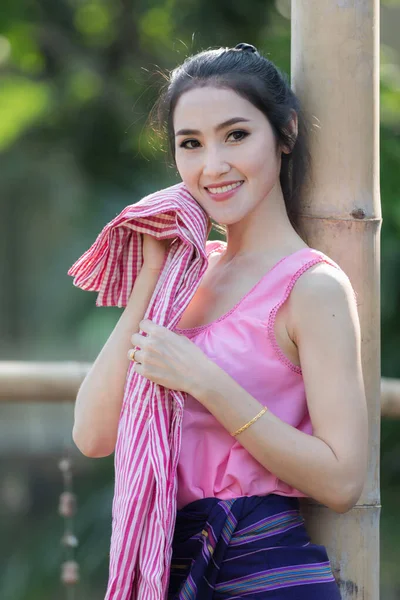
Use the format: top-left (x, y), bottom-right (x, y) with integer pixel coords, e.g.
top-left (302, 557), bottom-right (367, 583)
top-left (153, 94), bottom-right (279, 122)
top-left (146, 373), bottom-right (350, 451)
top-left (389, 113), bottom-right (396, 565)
top-left (68, 182), bottom-right (210, 599)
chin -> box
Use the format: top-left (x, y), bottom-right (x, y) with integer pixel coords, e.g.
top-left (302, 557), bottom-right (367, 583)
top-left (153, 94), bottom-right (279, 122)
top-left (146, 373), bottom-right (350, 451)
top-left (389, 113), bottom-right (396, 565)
top-left (213, 211), bottom-right (250, 227)
top-left (212, 219), bottom-right (243, 229)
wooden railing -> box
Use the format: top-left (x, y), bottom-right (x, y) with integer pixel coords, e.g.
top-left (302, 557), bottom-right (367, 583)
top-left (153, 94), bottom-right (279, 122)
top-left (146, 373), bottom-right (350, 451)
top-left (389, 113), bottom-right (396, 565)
top-left (0, 361), bottom-right (399, 417)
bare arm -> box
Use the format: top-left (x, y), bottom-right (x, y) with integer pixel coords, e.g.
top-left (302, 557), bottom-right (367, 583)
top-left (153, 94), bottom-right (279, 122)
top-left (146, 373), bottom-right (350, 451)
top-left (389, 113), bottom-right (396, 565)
top-left (72, 266), bottom-right (161, 458)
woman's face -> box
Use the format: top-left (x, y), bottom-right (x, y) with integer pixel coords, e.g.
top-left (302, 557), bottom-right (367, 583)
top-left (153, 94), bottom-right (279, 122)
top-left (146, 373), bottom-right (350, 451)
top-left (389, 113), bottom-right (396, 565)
top-left (173, 86), bottom-right (283, 226)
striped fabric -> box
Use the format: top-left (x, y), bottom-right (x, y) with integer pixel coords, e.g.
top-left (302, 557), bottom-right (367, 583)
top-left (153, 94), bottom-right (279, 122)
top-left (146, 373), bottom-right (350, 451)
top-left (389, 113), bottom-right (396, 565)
top-left (168, 494), bottom-right (341, 599)
top-left (68, 182), bottom-right (210, 600)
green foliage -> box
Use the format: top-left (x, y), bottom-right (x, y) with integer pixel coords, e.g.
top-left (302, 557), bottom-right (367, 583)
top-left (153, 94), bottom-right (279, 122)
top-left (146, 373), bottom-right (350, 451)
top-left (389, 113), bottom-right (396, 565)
top-left (0, 76), bottom-right (52, 149)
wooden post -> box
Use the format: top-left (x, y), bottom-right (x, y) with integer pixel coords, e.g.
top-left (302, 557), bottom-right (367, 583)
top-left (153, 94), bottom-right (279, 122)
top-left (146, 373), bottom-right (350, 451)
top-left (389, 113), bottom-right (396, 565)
top-left (291, 1), bottom-right (381, 599)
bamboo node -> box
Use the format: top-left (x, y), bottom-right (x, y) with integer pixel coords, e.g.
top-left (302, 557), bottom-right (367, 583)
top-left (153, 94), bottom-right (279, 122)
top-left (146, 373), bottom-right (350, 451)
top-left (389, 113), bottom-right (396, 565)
top-left (351, 208), bottom-right (366, 219)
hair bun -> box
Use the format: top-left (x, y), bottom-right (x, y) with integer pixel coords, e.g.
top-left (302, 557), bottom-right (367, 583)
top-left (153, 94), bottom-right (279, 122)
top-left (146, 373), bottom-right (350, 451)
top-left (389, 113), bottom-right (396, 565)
top-left (234, 43), bottom-right (258, 54)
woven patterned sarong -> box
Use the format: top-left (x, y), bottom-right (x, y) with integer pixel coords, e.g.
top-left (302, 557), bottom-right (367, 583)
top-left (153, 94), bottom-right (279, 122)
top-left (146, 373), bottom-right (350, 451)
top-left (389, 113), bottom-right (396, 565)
top-left (168, 494), bottom-right (341, 599)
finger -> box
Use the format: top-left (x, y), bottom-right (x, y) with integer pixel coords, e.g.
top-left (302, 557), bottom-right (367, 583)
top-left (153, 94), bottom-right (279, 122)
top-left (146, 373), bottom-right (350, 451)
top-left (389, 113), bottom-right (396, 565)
top-left (127, 347), bottom-right (142, 364)
top-left (131, 332), bottom-right (146, 346)
top-left (139, 319), bottom-right (151, 333)
top-left (139, 319), bottom-right (162, 334)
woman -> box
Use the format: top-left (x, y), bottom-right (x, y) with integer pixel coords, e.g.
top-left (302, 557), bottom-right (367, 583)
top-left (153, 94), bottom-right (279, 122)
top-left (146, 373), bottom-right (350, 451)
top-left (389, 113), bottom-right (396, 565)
top-left (129, 44), bottom-right (368, 599)
top-left (74, 43), bottom-right (368, 599)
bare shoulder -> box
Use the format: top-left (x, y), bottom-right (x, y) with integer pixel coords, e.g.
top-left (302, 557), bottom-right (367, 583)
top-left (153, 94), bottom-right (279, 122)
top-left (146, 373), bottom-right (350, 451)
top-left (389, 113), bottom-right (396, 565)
top-left (287, 261), bottom-right (359, 344)
top-left (294, 260), bottom-right (355, 295)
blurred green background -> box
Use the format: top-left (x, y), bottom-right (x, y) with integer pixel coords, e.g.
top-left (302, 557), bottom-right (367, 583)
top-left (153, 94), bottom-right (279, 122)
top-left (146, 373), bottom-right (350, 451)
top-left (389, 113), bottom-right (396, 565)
top-left (0, 0), bottom-right (399, 598)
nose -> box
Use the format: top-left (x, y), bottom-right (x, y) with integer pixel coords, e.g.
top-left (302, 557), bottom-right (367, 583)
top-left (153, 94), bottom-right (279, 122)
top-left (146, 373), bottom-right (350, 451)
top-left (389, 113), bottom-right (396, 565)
top-left (202, 146), bottom-right (230, 178)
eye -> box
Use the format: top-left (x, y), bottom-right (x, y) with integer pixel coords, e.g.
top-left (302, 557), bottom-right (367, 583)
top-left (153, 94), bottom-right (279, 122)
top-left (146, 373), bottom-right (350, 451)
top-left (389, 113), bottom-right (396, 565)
top-left (227, 130), bottom-right (249, 142)
top-left (179, 139), bottom-right (201, 150)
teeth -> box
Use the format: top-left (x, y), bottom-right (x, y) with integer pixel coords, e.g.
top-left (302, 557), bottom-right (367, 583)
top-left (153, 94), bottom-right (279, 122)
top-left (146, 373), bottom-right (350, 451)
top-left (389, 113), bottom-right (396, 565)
top-left (208, 181), bottom-right (242, 194)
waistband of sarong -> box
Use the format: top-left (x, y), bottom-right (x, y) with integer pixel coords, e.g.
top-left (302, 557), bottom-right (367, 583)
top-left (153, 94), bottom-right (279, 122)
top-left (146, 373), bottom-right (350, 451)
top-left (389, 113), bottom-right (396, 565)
top-left (177, 494), bottom-right (300, 521)
top-left (173, 494), bottom-right (304, 544)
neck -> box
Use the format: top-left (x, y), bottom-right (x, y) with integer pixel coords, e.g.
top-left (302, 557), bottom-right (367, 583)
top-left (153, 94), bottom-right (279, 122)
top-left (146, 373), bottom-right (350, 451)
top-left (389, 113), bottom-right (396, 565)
top-left (221, 185), bottom-right (306, 262)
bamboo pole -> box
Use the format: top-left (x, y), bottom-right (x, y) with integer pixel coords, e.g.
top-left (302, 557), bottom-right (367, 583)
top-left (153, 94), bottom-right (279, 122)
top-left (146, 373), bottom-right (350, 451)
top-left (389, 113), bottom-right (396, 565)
top-left (291, 1), bottom-right (381, 599)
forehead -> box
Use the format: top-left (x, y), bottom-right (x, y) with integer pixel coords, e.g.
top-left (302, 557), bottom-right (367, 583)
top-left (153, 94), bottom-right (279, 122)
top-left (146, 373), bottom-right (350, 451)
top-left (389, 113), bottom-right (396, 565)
top-left (173, 86), bottom-right (262, 129)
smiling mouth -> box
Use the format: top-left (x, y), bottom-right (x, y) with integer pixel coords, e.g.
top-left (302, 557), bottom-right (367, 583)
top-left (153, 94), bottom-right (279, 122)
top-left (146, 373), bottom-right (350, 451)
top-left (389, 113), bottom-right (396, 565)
top-left (205, 181), bottom-right (244, 195)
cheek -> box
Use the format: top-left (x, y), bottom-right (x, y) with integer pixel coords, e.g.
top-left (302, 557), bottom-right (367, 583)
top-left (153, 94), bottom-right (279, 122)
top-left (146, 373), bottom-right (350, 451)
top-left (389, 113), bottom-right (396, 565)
top-left (175, 156), bottom-right (207, 205)
top-left (251, 140), bottom-right (280, 180)
top-left (175, 154), bottom-right (198, 183)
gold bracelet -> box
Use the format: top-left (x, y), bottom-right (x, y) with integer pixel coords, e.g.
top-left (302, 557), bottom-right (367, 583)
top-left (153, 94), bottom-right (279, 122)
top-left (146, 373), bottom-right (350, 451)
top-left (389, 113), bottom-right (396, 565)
top-left (230, 406), bottom-right (268, 437)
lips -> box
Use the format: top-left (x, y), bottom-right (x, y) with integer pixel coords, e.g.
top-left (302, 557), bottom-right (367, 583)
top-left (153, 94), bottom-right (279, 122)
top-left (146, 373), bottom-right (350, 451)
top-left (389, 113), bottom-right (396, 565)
top-left (204, 180), bottom-right (244, 201)
top-left (205, 180), bottom-right (244, 191)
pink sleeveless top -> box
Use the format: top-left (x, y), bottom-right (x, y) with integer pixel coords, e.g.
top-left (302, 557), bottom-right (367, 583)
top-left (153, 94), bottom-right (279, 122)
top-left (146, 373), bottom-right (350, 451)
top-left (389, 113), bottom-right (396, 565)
top-left (173, 241), bottom-right (350, 511)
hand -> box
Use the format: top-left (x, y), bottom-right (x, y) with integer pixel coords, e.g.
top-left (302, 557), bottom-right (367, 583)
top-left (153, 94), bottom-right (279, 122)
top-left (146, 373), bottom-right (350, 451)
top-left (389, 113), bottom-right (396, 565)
top-left (128, 319), bottom-right (211, 395)
top-left (142, 234), bottom-right (175, 273)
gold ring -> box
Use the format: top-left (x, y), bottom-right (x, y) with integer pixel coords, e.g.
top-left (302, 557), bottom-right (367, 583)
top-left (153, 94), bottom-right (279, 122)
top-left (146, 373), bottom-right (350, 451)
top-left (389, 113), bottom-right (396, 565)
top-left (129, 348), bottom-right (139, 363)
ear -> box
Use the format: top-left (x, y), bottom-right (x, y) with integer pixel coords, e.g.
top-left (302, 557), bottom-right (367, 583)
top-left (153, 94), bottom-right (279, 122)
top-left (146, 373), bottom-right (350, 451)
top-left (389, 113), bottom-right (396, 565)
top-left (282, 109), bottom-right (298, 154)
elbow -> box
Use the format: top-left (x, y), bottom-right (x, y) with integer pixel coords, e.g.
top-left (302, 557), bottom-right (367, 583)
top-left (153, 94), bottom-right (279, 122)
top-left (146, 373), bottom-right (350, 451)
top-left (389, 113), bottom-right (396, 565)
top-left (72, 427), bottom-right (114, 458)
top-left (328, 498), bottom-right (355, 515)
top-left (322, 453), bottom-right (367, 514)
top-left (326, 481), bottom-right (364, 514)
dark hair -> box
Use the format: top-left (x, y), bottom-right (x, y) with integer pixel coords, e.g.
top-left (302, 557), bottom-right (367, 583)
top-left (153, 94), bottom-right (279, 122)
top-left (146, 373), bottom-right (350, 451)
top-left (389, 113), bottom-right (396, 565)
top-left (150, 44), bottom-right (312, 239)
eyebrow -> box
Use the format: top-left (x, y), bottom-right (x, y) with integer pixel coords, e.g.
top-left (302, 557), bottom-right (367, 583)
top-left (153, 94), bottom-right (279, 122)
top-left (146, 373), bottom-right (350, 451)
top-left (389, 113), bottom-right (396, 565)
top-left (175, 117), bottom-right (251, 137)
